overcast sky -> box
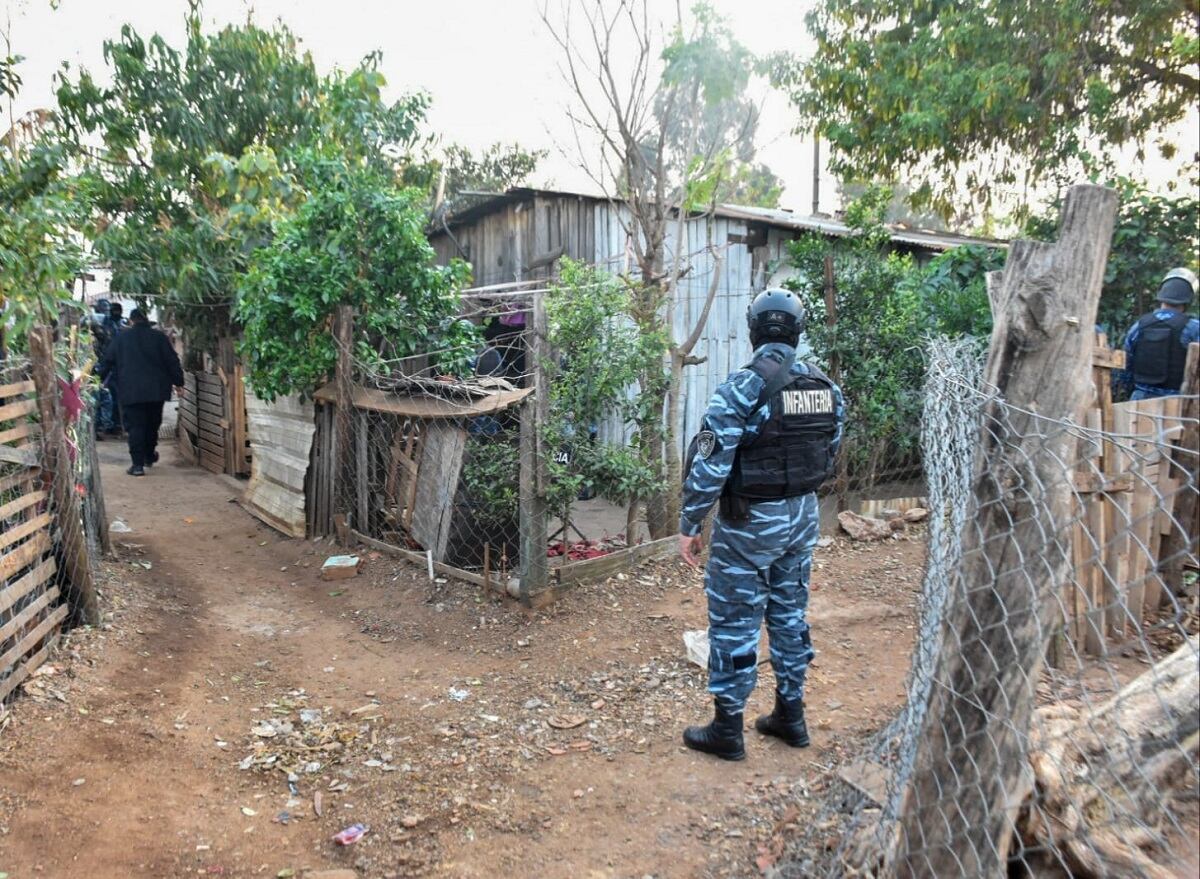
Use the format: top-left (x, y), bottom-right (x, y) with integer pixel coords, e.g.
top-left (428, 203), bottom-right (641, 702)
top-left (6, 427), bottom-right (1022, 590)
top-left (4, 0), bottom-right (1196, 224)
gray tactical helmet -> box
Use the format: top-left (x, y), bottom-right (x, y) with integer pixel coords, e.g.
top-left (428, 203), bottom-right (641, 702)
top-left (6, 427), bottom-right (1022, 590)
top-left (748, 288), bottom-right (806, 346)
top-left (1157, 267), bottom-right (1197, 306)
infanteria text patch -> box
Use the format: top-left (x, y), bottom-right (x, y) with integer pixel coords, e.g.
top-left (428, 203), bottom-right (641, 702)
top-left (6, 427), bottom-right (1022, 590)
top-left (696, 430), bottom-right (717, 459)
top-left (782, 389), bottom-right (834, 415)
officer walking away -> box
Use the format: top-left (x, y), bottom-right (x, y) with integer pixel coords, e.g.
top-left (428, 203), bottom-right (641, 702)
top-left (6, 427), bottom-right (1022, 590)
top-left (100, 308), bottom-right (185, 476)
top-left (1121, 268), bottom-right (1198, 400)
top-left (678, 289), bottom-right (844, 760)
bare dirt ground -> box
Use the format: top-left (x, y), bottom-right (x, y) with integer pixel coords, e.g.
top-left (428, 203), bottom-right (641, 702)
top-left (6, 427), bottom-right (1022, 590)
top-left (0, 441), bottom-right (926, 879)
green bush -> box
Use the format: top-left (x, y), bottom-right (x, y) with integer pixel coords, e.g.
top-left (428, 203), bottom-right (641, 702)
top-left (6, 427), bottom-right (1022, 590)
top-left (787, 187), bottom-right (1001, 488)
top-left (235, 152), bottom-right (471, 401)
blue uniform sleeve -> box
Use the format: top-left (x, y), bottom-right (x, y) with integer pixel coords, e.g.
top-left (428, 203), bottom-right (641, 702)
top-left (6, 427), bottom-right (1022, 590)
top-left (1115, 321), bottom-right (1140, 392)
top-left (1184, 318), bottom-right (1200, 347)
top-left (678, 368), bottom-right (765, 537)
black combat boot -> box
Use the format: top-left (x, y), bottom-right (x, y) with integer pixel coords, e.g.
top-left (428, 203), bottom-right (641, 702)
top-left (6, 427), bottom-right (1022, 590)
top-left (754, 692), bottom-right (810, 747)
top-left (682, 701), bottom-right (746, 761)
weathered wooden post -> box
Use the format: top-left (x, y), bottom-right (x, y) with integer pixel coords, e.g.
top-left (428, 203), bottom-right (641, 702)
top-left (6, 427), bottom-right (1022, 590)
top-left (332, 305), bottom-right (354, 546)
top-left (894, 185), bottom-right (1119, 878)
top-left (87, 429), bottom-right (112, 557)
top-left (29, 326), bottom-right (100, 625)
top-left (519, 291), bottom-right (550, 604)
top-left (823, 253), bottom-right (850, 510)
top-left (1160, 342), bottom-right (1199, 596)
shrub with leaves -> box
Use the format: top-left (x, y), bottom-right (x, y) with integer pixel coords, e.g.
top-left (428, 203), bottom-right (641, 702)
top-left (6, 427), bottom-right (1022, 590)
top-left (235, 152), bottom-right (470, 400)
top-left (788, 187), bottom-right (1005, 489)
top-left (541, 260), bottom-right (663, 527)
top-left (1026, 177), bottom-right (1199, 337)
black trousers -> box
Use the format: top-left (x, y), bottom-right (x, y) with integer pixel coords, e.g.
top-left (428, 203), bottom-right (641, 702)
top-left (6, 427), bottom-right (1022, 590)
top-left (122, 401), bottom-right (164, 468)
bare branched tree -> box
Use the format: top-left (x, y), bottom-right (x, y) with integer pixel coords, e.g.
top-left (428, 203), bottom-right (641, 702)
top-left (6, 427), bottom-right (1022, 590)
top-left (543, 0), bottom-right (761, 537)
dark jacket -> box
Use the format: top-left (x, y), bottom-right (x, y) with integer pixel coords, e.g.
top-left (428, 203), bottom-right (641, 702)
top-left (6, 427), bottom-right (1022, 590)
top-left (101, 324), bottom-right (185, 405)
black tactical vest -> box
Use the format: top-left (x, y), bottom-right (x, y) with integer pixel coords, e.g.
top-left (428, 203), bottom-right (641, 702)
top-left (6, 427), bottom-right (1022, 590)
top-left (1131, 312), bottom-right (1191, 389)
top-left (726, 356), bottom-right (839, 500)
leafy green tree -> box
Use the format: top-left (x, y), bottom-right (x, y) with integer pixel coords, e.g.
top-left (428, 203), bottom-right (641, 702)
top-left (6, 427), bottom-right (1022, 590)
top-left (1026, 178), bottom-right (1200, 336)
top-left (787, 187), bottom-right (1001, 488)
top-left (775, 0), bottom-right (1199, 219)
top-left (405, 142), bottom-right (545, 214)
top-left (53, 9), bottom-right (429, 354)
top-left (905, 244), bottom-right (1004, 339)
top-left (1, 56), bottom-right (90, 346)
top-left (541, 259), bottom-right (663, 533)
top-left (235, 152), bottom-right (471, 401)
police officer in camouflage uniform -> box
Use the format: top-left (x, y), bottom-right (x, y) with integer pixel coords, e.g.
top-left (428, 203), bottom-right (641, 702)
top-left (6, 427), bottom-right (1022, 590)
top-left (678, 289), bottom-right (844, 761)
top-left (1120, 268), bottom-right (1199, 401)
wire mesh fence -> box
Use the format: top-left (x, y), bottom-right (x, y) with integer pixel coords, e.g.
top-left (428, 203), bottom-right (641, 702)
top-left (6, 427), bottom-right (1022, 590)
top-left (780, 334), bottom-right (1199, 879)
top-left (1, 330), bottom-right (107, 705)
top-left (312, 290), bottom-right (662, 601)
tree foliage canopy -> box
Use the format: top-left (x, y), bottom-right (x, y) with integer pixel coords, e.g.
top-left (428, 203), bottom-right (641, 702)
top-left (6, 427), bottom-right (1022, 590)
top-left (788, 187), bottom-right (1001, 487)
top-left (1, 55), bottom-right (91, 343)
top-left (1027, 178), bottom-right (1200, 335)
top-left (53, 11), bottom-right (430, 352)
top-left (235, 153), bottom-right (471, 401)
top-left (775, 0), bottom-right (1199, 218)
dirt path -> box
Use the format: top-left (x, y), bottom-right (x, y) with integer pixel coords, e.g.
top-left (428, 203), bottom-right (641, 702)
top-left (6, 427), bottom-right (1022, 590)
top-left (0, 442), bottom-right (925, 878)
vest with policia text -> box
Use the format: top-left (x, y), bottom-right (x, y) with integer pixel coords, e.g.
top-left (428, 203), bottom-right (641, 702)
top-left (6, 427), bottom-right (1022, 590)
top-left (1132, 312), bottom-right (1191, 389)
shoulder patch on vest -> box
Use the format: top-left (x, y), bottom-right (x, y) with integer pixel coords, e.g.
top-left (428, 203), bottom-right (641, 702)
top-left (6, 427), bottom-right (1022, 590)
top-left (696, 430), bottom-right (717, 459)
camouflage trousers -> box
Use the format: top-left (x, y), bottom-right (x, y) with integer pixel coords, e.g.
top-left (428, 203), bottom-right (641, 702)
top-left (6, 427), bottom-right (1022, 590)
top-left (705, 494), bottom-right (819, 713)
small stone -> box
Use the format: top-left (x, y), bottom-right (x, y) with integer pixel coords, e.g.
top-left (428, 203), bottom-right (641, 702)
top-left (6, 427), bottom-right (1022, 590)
top-left (72, 778), bottom-right (86, 787)
top-left (401, 814), bottom-right (421, 828)
top-left (903, 507), bottom-right (929, 523)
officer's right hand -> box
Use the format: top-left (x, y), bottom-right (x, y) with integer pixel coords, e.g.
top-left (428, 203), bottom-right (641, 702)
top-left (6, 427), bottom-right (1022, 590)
top-left (679, 533), bottom-right (704, 568)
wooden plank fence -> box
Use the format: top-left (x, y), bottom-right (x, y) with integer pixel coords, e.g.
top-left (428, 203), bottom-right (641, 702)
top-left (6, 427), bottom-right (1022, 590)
top-left (1064, 339), bottom-right (1198, 656)
top-left (177, 359), bottom-right (250, 478)
top-left (1, 329), bottom-right (100, 704)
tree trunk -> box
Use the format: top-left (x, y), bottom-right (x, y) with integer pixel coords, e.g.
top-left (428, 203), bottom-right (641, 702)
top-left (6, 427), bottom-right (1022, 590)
top-left (1019, 637), bottom-right (1199, 879)
top-left (895, 184), bottom-right (1120, 878)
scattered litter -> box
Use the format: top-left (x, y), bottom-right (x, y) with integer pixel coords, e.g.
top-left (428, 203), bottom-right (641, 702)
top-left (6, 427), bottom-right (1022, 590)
top-left (401, 814), bottom-right (422, 828)
top-left (241, 806), bottom-right (257, 817)
top-left (109, 519), bottom-right (132, 533)
top-left (313, 791), bottom-right (323, 817)
top-left (448, 687), bottom-right (469, 702)
top-left (522, 698), bottom-right (544, 710)
top-left (72, 777), bottom-right (86, 787)
top-left (321, 555), bottom-right (360, 581)
top-left (276, 870), bottom-right (295, 879)
top-left (547, 714), bottom-right (587, 730)
top-left (238, 692), bottom-right (362, 776)
top-left (332, 823), bottom-right (368, 846)
top-left (273, 810), bottom-right (291, 825)
top-left (816, 536), bottom-right (834, 548)
top-left (683, 629), bottom-right (710, 668)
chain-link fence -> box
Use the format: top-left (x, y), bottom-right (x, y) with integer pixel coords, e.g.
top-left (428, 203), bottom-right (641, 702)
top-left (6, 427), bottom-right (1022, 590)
top-left (310, 291), bottom-right (665, 602)
top-left (1, 328), bottom-right (107, 705)
top-left (782, 333), bottom-right (1199, 878)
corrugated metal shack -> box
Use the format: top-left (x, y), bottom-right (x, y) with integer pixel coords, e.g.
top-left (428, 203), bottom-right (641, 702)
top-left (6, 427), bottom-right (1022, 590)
top-left (429, 188), bottom-right (1000, 449)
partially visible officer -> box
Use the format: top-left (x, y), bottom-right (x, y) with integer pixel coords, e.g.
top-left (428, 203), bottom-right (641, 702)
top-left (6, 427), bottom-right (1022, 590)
top-left (100, 308), bottom-right (185, 476)
top-left (678, 288), bottom-right (844, 761)
top-left (1121, 268), bottom-right (1198, 400)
